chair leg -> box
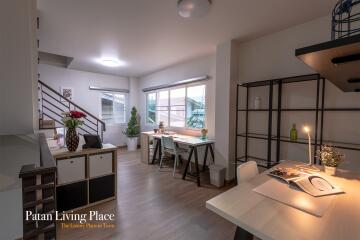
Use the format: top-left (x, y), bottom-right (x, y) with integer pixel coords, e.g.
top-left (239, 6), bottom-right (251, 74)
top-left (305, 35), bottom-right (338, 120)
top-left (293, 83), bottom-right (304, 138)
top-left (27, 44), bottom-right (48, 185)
top-left (234, 226), bottom-right (253, 240)
top-left (173, 154), bottom-right (179, 177)
top-left (159, 154), bottom-right (165, 169)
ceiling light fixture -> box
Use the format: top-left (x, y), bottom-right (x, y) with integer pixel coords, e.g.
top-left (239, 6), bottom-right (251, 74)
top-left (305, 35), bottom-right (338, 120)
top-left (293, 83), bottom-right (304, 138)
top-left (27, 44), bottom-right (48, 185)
top-left (98, 58), bottom-right (126, 67)
top-left (177, 0), bottom-right (212, 18)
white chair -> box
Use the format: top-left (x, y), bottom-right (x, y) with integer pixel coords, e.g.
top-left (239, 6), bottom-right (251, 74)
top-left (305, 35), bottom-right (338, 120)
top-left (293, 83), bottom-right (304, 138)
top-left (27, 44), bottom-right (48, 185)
top-left (236, 161), bottom-right (260, 240)
top-left (159, 136), bottom-right (188, 177)
top-left (237, 161), bottom-right (259, 184)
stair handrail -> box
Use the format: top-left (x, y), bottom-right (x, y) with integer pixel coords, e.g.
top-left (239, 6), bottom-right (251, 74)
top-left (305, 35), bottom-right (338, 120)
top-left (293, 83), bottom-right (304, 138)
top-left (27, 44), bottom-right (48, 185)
top-left (38, 80), bottom-right (106, 131)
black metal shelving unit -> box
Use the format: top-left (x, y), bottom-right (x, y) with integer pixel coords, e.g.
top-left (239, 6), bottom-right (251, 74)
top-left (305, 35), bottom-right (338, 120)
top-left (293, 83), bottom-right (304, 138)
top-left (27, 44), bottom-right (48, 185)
top-left (235, 74), bottom-right (322, 171)
top-left (235, 73), bottom-right (360, 177)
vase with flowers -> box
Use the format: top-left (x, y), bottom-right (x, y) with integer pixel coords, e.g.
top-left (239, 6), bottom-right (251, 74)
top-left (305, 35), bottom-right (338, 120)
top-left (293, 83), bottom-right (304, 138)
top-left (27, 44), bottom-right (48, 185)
top-left (200, 128), bottom-right (208, 140)
top-left (317, 145), bottom-right (344, 176)
top-left (62, 110), bottom-right (86, 151)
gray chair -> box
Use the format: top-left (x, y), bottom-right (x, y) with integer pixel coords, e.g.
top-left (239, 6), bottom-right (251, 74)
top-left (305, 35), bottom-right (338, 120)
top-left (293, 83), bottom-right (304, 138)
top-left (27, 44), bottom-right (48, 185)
top-left (159, 136), bottom-right (189, 176)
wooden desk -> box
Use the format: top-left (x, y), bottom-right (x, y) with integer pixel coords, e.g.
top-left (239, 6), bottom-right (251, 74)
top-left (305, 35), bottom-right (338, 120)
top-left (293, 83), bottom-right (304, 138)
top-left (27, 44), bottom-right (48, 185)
top-left (141, 132), bottom-right (215, 186)
top-left (206, 160), bottom-right (360, 240)
top-left (49, 143), bottom-right (118, 212)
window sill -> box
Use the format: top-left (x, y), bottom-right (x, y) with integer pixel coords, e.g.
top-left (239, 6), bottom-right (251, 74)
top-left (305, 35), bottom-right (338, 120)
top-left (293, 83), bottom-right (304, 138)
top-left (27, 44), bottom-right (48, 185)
top-left (144, 124), bottom-right (202, 132)
top-left (105, 123), bottom-right (127, 127)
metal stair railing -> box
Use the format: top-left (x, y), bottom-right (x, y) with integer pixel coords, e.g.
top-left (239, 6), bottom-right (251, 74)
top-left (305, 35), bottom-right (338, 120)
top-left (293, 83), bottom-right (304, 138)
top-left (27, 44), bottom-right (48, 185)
top-left (38, 80), bottom-right (106, 140)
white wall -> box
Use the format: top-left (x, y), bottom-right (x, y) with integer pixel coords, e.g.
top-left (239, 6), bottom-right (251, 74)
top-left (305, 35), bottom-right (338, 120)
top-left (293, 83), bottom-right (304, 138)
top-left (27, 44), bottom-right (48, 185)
top-left (129, 77), bottom-right (140, 114)
top-left (215, 40), bottom-right (239, 180)
top-left (138, 55), bottom-right (216, 138)
top-left (0, 0), bottom-right (37, 135)
top-left (236, 15), bottom-right (360, 171)
top-left (39, 64), bottom-right (131, 146)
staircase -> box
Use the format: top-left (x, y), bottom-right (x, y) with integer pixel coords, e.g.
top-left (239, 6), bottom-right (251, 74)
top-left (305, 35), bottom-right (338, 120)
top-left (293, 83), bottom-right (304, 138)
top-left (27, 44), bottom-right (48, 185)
top-left (38, 80), bottom-right (106, 139)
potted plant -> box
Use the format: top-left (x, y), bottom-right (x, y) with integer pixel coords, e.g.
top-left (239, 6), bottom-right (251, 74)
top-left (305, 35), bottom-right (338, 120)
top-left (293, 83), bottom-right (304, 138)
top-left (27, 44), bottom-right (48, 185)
top-left (158, 121), bottom-right (165, 133)
top-left (61, 110), bottom-right (86, 152)
top-left (123, 107), bottom-right (140, 151)
top-left (317, 145), bottom-right (343, 176)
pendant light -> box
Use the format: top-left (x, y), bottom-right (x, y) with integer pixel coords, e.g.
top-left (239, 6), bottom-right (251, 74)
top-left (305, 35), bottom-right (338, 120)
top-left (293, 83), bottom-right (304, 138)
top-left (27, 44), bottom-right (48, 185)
top-left (177, 0), bottom-right (212, 18)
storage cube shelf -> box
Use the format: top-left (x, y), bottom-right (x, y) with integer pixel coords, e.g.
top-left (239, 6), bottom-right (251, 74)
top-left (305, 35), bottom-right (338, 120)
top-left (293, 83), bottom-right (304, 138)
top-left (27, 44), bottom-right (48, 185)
top-left (51, 144), bottom-right (117, 212)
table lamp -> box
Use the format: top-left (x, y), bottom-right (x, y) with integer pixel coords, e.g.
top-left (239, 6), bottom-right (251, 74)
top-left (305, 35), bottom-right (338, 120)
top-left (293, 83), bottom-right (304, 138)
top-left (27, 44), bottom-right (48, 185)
top-left (303, 126), bottom-right (312, 166)
top-left (296, 126), bottom-right (319, 172)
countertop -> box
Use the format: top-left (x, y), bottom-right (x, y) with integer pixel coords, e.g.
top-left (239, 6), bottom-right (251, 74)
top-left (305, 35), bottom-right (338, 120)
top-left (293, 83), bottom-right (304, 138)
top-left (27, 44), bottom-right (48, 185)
top-left (0, 134), bottom-right (41, 240)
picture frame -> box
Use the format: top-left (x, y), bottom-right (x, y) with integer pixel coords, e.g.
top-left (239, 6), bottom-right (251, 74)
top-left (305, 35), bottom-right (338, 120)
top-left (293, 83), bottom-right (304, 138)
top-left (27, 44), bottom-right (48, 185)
top-left (60, 87), bottom-right (74, 102)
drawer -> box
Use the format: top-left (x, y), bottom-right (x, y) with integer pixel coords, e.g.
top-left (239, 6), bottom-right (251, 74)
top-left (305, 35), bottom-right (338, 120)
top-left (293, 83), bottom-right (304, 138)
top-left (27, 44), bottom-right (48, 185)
top-left (89, 174), bottom-right (115, 203)
top-left (57, 156), bottom-right (86, 185)
top-left (89, 152), bottom-right (113, 178)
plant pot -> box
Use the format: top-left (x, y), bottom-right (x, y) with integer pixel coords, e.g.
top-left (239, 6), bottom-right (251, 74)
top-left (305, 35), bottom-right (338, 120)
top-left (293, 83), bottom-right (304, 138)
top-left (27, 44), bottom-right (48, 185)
top-left (66, 128), bottom-right (79, 152)
top-left (127, 137), bottom-right (138, 151)
top-left (324, 166), bottom-right (337, 176)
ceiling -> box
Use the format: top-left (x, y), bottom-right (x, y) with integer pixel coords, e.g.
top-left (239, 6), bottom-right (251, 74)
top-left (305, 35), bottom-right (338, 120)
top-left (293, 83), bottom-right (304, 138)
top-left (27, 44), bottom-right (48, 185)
top-left (37, 0), bottom-right (338, 77)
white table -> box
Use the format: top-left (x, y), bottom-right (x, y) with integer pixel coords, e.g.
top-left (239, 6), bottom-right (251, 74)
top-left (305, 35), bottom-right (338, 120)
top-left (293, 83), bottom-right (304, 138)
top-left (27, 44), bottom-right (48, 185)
top-left (206, 160), bottom-right (360, 240)
top-left (144, 132), bottom-right (215, 186)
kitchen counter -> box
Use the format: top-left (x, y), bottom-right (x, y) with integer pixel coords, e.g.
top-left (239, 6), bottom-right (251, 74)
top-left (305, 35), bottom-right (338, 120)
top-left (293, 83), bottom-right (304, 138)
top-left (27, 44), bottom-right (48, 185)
top-left (0, 134), bottom-right (41, 240)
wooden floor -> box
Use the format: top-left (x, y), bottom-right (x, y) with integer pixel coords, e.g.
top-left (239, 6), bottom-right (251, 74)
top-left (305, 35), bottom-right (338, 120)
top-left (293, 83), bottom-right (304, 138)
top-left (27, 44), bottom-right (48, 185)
top-left (58, 149), bottom-right (236, 240)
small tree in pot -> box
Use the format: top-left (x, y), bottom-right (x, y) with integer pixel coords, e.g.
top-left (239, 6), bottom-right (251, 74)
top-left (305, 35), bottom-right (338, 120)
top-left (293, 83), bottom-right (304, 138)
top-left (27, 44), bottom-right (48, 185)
top-left (123, 107), bottom-right (140, 151)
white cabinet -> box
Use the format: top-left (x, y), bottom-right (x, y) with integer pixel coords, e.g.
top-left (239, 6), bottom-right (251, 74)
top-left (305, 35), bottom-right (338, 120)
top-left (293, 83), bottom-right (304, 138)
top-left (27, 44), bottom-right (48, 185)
top-left (57, 156), bottom-right (85, 185)
top-left (89, 152), bottom-right (113, 178)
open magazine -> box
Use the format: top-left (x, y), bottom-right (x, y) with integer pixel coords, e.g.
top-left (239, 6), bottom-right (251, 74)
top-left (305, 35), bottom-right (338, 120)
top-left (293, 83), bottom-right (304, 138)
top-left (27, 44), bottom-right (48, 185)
top-left (269, 167), bottom-right (344, 197)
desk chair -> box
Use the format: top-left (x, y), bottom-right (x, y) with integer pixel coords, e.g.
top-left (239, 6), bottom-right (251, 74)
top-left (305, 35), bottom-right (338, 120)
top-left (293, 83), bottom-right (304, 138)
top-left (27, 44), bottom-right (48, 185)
top-left (235, 161), bottom-right (260, 240)
top-left (159, 136), bottom-right (188, 177)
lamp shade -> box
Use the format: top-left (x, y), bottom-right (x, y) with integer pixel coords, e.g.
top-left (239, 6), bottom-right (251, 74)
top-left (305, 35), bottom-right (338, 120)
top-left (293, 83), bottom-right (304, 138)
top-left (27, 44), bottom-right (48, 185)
top-left (177, 0), bottom-right (211, 18)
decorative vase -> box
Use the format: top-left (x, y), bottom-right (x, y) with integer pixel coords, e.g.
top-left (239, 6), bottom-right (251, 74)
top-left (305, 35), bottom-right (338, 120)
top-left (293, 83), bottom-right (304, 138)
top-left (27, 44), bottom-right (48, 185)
top-left (159, 121), bottom-right (165, 134)
top-left (324, 166), bottom-right (337, 176)
top-left (66, 128), bottom-right (79, 152)
top-left (254, 97), bottom-right (261, 109)
top-left (290, 124), bottom-right (298, 141)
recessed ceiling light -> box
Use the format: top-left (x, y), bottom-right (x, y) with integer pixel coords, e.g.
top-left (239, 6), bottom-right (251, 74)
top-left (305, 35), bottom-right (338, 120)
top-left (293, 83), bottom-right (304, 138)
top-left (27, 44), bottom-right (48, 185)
top-left (97, 58), bottom-right (127, 67)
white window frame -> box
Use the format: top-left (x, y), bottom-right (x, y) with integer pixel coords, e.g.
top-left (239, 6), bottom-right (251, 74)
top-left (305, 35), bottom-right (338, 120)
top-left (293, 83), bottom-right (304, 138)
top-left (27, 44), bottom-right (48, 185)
top-left (145, 82), bottom-right (207, 130)
top-left (146, 92), bottom-right (157, 125)
top-left (100, 91), bottom-right (128, 126)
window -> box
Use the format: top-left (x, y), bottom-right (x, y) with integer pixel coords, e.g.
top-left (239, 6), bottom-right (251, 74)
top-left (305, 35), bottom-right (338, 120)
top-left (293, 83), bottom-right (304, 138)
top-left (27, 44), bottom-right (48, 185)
top-left (146, 84), bottom-right (206, 129)
top-left (101, 92), bottom-right (126, 124)
top-left (146, 93), bottom-right (156, 124)
top-left (170, 88), bottom-right (186, 127)
top-left (186, 85), bottom-right (205, 128)
top-left (157, 90), bottom-right (169, 126)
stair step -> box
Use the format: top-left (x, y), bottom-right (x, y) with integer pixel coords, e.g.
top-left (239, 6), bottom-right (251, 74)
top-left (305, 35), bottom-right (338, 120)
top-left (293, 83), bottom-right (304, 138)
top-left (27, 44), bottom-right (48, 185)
top-left (39, 119), bottom-right (56, 128)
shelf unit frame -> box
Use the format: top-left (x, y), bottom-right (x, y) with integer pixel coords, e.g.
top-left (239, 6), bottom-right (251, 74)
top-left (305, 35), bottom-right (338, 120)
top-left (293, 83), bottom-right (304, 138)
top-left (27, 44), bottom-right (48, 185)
top-left (234, 74), bottom-right (360, 176)
top-left (235, 73), bottom-right (360, 177)
top-left (236, 74), bottom-right (323, 170)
